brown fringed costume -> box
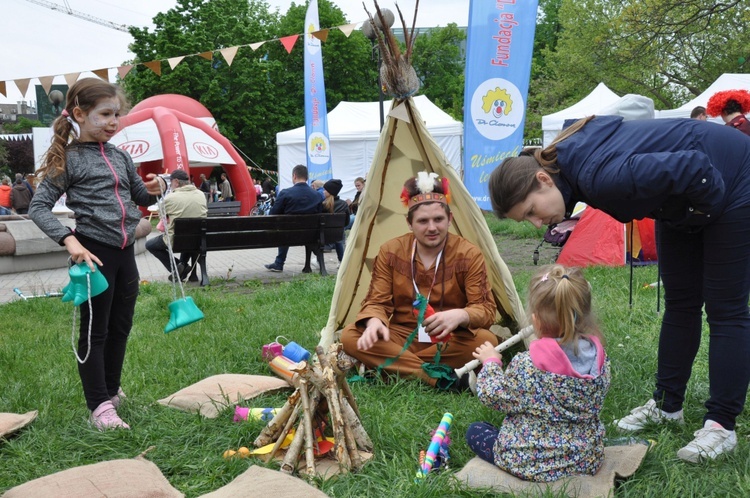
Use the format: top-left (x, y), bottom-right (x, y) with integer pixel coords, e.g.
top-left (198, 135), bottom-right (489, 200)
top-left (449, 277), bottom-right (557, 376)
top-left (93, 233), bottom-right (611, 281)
top-left (340, 233), bottom-right (498, 385)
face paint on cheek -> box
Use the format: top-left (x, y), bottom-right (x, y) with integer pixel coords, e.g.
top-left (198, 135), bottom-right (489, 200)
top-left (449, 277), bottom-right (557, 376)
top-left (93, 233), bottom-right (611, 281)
top-left (88, 103), bottom-right (120, 129)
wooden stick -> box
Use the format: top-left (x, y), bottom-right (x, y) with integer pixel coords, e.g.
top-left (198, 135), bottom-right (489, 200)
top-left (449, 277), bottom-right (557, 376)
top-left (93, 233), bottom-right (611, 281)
top-left (299, 379), bottom-right (317, 477)
top-left (338, 374), bottom-right (361, 419)
top-left (267, 398), bottom-right (301, 462)
top-left (280, 412), bottom-right (307, 474)
top-left (316, 346), bottom-right (351, 470)
top-left (341, 396), bottom-right (372, 451)
top-left (454, 325), bottom-right (534, 378)
top-left (254, 389), bottom-right (300, 447)
top-left (338, 389), bottom-right (363, 470)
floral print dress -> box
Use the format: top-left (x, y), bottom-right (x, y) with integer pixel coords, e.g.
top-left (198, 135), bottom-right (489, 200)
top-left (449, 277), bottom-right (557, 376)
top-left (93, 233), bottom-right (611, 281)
top-left (475, 337), bottom-right (610, 482)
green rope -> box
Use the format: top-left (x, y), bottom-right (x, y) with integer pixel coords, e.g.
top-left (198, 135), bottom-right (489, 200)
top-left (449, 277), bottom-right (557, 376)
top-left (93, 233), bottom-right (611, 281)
top-left (375, 293), bottom-right (453, 386)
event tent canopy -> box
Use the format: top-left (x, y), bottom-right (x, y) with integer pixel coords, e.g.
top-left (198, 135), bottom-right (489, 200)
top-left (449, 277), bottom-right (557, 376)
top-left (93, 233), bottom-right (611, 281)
top-left (655, 73), bottom-right (750, 120)
top-left (276, 95), bottom-right (463, 202)
top-left (541, 83), bottom-right (655, 146)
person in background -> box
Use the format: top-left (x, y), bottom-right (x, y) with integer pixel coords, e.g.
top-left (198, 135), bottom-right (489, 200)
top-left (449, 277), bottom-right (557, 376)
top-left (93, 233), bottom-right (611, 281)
top-left (28, 78), bottom-right (164, 430)
top-left (340, 172), bottom-right (498, 391)
top-left (706, 89), bottom-right (750, 137)
top-left (311, 179), bottom-right (326, 200)
top-left (0, 177), bottom-right (12, 215)
top-left (489, 114), bottom-right (750, 463)
top-left (198, 173), bottom-right (211, 202)
top-left (264, 165), bottom-right (322, 272)
top-left (219, 172), bottom-right (234, 201)
top-left (690, 106), bottom-right (707, 120)
top-left (15, 172), bottom-right (35, 197)
top-left (321, 179), bottom-right (350, 264)
top-left (146, 169), bottom-right (207, 282)
top-left (345, 177), bottom-right (365, 230)
top-left (467, 265), bottom-right (609, 482)
top-left (10, 177), bottom-right (32, 214)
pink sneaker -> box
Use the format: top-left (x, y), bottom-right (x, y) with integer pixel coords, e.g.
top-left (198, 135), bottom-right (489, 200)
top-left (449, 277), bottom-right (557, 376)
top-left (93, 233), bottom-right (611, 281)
top-left (90, 400), bottom-right (130, 430)
top-left (111, 388), bottom-right (126, 409)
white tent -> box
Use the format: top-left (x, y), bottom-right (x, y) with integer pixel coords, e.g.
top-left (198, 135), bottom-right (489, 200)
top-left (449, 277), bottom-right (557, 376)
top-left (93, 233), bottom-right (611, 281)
top-left (541, 83), bottom-right (619, 147)
top-left (656, 73), bottom-right (750, 120)
top-left (276, 95), bottom-right (463, 202)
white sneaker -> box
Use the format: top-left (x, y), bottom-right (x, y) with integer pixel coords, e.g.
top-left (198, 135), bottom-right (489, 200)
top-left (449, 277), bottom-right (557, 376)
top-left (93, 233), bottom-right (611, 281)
top-left (614, 399), bottom-right (684, 431)
top-left (677, 420), bottom-right (737, 463)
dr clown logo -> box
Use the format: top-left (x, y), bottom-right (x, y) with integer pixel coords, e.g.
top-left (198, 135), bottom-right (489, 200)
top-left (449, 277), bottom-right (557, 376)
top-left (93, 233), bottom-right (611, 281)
top-left (193, 142), bottom-right (219, 159)
top-left (470, 78), bottom-right (524, 141)
top-left (307, 132), bottom-right (330, 165)
top-left (118, 140), bottom-right (149, 159)
top-left (306, 23), bottom-right (321, 55)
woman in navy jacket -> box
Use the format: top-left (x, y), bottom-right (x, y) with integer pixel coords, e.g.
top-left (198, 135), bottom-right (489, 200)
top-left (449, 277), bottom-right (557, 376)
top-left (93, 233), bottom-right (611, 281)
top-left (489, 115), bottom-right (750, 463)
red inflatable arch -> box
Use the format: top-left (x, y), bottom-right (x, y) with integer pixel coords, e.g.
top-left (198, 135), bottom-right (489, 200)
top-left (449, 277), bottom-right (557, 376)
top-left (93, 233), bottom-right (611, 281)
top-left (112, 94), bottom-right (256, 215)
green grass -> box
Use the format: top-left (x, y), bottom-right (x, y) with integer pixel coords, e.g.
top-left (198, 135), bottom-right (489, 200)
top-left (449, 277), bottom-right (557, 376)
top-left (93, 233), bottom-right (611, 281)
top-left (1, 266), bottom-right (748, 497)
top-left (484, 212), bottom-right (546, 239)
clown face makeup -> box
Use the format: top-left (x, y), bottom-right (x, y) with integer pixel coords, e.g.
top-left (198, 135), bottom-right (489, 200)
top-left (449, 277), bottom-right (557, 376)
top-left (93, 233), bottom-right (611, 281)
top-left (75, 97), bottom-right (121, 143)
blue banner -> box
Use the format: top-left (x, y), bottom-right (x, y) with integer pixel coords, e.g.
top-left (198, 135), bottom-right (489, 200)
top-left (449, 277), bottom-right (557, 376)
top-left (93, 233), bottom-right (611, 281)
top-left (462, 0), bottom-right (538, 209)
top-left (304, 0), bottom-right (332, 182)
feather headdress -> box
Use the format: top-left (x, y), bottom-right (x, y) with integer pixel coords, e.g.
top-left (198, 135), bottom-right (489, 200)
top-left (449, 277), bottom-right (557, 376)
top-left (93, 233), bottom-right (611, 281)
top-left (401, 171), bottom-right (451, 208)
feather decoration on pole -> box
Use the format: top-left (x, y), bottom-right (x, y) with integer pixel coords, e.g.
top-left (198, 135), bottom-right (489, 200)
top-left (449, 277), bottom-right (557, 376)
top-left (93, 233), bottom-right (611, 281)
top-left (362, 0), bottom-right (421, 99)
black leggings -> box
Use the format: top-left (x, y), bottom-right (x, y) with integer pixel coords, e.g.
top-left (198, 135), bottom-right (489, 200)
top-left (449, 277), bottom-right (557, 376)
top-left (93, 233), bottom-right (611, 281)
top-left (76, 236), bottom-right (139, 411)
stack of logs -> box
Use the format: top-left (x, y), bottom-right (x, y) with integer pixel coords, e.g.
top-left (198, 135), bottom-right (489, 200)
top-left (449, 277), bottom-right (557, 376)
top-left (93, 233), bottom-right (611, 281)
top-left (253, 343), bottom-right (372, 477)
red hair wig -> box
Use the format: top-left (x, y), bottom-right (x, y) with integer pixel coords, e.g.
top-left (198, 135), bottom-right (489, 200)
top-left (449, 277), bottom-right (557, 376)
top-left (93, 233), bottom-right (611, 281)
top-left (706, 89), bottom-right (750, 117)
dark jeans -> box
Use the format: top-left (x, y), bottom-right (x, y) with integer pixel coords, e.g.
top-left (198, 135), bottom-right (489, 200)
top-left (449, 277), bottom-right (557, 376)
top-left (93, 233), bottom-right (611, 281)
top-left (274, 246), bottom-right (290, 267)
top-left (75, 236), bottom-right (139, 411)
top-left (146, 237), bottom-right (194, 276)
top-left (654, 205), bottom-right (750, 430)
top-left (466, 421), bottom-right (498, 464)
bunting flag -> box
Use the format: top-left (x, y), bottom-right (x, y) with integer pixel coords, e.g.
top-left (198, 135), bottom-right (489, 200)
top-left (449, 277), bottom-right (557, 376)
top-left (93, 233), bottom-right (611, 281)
top-left (64, 72), bottom-right (80, 88)
top-left (92, 68), bottom-right (109, 81)
top-left (168, 56), bottom-right (186, 69)
top-left (462, 0), bottom-right (538, 209)
top-left (220, 46), bottom-right (239, 66)
top-left (38, 76), bottom-right (55, 95)
top-left (1, 20), bottom-right (364, 98)
top-left (279, 34), bottom-right (299, 54)
top-left (303, 0), bottom-right (332, 182)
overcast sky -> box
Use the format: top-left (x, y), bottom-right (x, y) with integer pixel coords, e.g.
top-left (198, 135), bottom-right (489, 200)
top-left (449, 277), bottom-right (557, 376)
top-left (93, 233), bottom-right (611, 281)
top-left (2, 0), bottom-right (468, 105)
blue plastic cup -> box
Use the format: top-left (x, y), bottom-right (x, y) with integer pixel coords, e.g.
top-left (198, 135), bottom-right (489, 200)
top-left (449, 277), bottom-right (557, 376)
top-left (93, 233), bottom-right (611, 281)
top-left (283, 341), bottom-right (310, 362)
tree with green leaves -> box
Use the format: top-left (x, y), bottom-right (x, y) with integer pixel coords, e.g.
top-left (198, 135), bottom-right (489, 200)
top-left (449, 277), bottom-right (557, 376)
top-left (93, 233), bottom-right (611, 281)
top-left (411, 23), bottom-right (466, 120)
top-left (542, 0), bottom-right (750, 110)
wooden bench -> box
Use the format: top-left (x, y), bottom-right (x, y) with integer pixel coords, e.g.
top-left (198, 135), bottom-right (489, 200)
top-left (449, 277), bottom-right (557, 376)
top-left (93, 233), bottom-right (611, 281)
top-left (171, 212), bottom-right (348, 286)
top-left (207, 201), bottom-right (242, 217)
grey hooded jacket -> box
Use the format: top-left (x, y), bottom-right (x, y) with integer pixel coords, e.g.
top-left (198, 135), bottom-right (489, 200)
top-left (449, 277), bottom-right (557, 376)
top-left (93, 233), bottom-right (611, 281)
top-left (29, 141), bottom-right (156, 249)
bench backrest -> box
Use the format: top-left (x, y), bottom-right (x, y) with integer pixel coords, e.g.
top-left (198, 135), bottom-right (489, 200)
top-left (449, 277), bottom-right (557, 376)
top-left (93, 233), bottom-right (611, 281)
top-left (172, 213), bottom-right (348, 252)
top-left (207, 201), bottom-right (242, 217)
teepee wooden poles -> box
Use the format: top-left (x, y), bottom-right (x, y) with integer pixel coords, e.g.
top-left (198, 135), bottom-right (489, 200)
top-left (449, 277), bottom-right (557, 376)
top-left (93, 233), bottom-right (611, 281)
top-left (254, 344), bottom-right (372, 477)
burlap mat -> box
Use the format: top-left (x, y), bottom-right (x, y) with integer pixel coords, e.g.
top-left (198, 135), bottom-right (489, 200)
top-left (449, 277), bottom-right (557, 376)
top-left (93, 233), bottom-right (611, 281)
top-left (455, 442), bottom-right (649, 498)
top-left (157, 374), bottom-right (291, 418)
top-left (199, 465), bottom-right (329, 497)
top-left (0, 411), bottom-right (37, 439)
top-left (2, 457), bottom-right (183, 497)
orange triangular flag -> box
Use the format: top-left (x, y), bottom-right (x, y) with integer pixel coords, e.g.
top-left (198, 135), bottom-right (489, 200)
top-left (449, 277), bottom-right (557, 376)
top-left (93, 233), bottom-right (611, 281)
top-left (249, 41), bottom-right (265, 51)
top-left (168, 56), bottom-right (185, 69)
top-left (199, 51), bottom-right (213, 60)
top-left (0, 81), bottom-right (6, 98)
top-left (312, 29), bottom-right (329, 42)
top-left (14, 78), bottom-right (31, 97)
top-left (338, 23), bottom-right (358, 37)
top-left (92, 68), bottom-right (109, 81)
top-left (220, 46), bottom-right (239, 66)
top-left (64, 72), bottom-right (81, 88)
top-left (38, 76), bottom-right (55, 95)
top-left (279, 35), bottom-right (299, 54)
top-left (117, 65), bottom-right (133, 79)
top-left (143, 60), bottom-right (162, 76)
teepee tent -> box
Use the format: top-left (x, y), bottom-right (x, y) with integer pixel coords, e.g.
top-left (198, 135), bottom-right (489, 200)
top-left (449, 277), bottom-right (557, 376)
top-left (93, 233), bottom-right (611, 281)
top-left (318, 97), bottom-right (525, 347)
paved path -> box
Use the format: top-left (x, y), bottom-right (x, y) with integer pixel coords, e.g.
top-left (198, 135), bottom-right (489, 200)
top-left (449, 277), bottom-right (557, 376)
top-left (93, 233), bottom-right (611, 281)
top-left (0, 233), bottom-right (342, 304)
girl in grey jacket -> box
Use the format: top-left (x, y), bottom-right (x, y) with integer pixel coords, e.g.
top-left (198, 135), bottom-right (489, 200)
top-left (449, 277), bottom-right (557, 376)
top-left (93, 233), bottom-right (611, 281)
top-left (29, 78), bottom-right (164, 431)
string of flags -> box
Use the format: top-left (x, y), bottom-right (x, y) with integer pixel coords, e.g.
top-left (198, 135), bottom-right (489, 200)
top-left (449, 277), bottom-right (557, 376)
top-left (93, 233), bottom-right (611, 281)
top-left (0, 20), bottom-right (365, 100)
